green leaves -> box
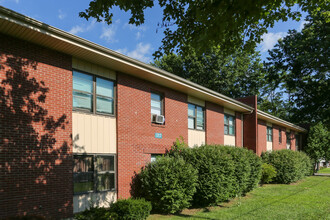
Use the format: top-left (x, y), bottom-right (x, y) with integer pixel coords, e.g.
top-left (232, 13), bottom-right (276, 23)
top-left (305, 122), bottom-right (330, 166)
top-left (153, 47), bottom-right (265, 99)
top-left (80, 0), bottom-right (327, 58)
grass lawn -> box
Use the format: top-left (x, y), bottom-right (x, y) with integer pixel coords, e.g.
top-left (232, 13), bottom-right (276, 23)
top-left (318, 168), bottom-right (330, 174)
top-left (148, 176), bottom-right (330, 220)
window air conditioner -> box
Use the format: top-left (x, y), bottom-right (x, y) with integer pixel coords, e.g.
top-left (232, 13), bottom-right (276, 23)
top-left (152, 114), bottom-right (165, 124)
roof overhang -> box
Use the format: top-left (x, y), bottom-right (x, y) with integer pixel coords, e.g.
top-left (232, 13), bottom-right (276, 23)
top-left (258, 110), bottom-right (307, 133)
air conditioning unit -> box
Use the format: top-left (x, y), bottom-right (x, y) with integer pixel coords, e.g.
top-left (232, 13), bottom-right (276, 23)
top-left (152, 114), bottom-right (165, 124)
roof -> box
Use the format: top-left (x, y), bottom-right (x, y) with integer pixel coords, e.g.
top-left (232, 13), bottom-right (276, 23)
top-left (0, 6), bottom-right (307, 133)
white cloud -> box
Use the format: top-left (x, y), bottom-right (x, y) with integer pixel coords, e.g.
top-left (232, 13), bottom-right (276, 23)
top-left (68, 20), bottom-right (96, 35)
top-left (260, 32), bottom-right (287, 52)
top-left (116, 43), bottom-right (153, 63)
top-left (58, 9), bottom-right (66, 20)
top-left (124, 23), bottom-right (148, 32)
top-left (135, 32), bottom-right (142, 40)
top-left (100, 19), bottom-right (120, 43)
top-left (298, 20), bottom-right (309, 31)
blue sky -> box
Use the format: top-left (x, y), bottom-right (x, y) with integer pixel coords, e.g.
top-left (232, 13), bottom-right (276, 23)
top-left (0, 0), bottom-right (307, 63)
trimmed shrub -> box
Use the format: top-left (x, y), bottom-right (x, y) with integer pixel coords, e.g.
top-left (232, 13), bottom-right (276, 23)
top-left (261, 150), bottom-right (313, 184)
top-left (166, 145), bottom-right (262, 207)
top-left (245, 149), bottom-right (263, 192)
top-left (109, 198), bottom-right (152, 220)
top-left (75, 207), bottom-right (111, 220)
top-left (139, 156), bottom-right (198, 213)
top-left (261, 163), bottom-right (277, 184)
top-left (178, 145), bottom-right (236, 206)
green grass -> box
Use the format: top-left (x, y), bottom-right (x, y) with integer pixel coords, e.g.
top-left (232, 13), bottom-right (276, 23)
top-left (148, 176), bottom-right (330, 220)
top-left (318, 168), bottom-right (330, 174)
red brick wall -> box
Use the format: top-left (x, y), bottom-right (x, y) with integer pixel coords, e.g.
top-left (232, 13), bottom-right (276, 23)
top-left (235, 112), bottom-right (243, 147)
top-left (0, 34), bottom-right (73, 218)
top-left (116, 73), bottom-right (188, 199)
top-left (205, 102), bottom-right (224, 145)
top-left (291, 131), bottom-right (296, 151)
top-left (257, 120), bottom-right (267, 155)
top-left (272, 125), bottom-right (279, 150)
top-left (239, 96), bottom-right (258, 152)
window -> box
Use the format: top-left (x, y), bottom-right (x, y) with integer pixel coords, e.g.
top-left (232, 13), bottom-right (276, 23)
top-left (224, 114), bottom-right (235, 135)
top-left (150, 154), bottom-right (163, 163)
top-left (73, 70), bottom-right (114, 115)
top-left (188, 103), bottom-right (204, 130)
top-left (279, 128), bottom-right (282, 143)
top-left (151, 92), bottom-right (163, 116)
top-left (73, 155), bottom-right (94, 194)
top-left (73, 155), bottom-right (115, 194)
top-left (286, 132), bottom-right (291, 149)
top-left (267, 126), bottom-right (273, 142)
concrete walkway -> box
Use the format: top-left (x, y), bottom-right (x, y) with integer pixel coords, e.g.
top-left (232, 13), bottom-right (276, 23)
top-left (314, 173), bottom-right (330, 176)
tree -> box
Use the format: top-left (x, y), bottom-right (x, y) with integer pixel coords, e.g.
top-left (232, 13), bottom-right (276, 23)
top-left (262, 10), bottom-right (330, 127)
top-left (79, 0), bottom-right (327, 58)
top-left (153, 46), bottom-right (265, 99)
top-left (305, 122), bottom-right (329, 171)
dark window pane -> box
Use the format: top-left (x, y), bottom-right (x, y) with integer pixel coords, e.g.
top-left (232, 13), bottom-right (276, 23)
top-left (97, 173), bottom-right (115, 191)
top-left (97, 156), bottom-right (115, 172)
top-left (73, 156), bottom-right (94, 193)
top-left (224, 125), bottom-right (229, 135)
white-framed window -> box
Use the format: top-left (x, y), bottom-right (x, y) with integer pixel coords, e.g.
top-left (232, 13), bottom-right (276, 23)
top-left (73, 154), bottom-right (116, 194)
top-left (151, 92), bottom-right (163, 116)
top-left (224, 114), bottom-right (235, 135)
top-left (188, 103), bottom-right (204, 130)
top-left (279, 128), bottom-right (282, 143)
top-left (267, 126), bottom-right (273, 142)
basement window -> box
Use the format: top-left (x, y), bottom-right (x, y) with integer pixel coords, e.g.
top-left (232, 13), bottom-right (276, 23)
top-left (73, 154), bottom-right (116, 194)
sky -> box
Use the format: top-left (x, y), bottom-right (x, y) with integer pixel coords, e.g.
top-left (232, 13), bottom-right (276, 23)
top-left (0, 0), bottom-right (308, 63)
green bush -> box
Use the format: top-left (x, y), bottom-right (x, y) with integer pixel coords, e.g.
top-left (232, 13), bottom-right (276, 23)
top-left (261, 163), bottom-right (277, 184)
top-left (261, 150), bottom-right (313, 184)
top-left (75, 207), bottom-right (111, 220)
top-left (220, 146), bottom-right (262, 196)
top-left (139, 156), bottom-right (198, 213)
top-left (178, 145), bottom-right (236, 206)
top-left (109, 198), bottom-right (152, 220)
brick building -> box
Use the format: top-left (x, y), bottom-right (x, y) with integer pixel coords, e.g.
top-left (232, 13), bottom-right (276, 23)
top-left (0, 7), bottom-right (306, 219)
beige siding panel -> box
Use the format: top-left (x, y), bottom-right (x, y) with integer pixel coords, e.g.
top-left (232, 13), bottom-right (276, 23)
top-left (188, 130), bottom-right (205, 147)
top-left (224, 108), bottom-right (235, 116)
top-left (224, 135), bottom-right (235, 146)
top-left (73, 112), bottom-right (116, 154)
top-left (267, 141), bottom-right (273, 151)
top-left (266, 122), bottom-right (272, 127)
top-left (72, 57), bottom-right (116, 80)
top-left (188, 96), bottom-right (205, 107)
top-left (73, 192), bottom-right (117, 213)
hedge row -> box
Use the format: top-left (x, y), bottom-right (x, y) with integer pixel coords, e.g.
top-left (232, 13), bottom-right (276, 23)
top-left (261, 149), bottom-right (313, 184)
top-left (137, 145), bottom-right (262, 213)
